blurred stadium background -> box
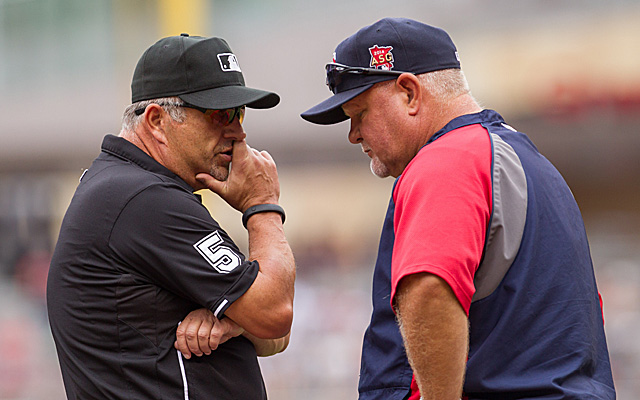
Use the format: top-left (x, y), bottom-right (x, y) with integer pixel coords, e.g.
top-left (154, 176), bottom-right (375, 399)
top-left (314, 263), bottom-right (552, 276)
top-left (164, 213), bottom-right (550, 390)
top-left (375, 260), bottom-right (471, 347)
top-left (1, 0), bottom-right (639, 398)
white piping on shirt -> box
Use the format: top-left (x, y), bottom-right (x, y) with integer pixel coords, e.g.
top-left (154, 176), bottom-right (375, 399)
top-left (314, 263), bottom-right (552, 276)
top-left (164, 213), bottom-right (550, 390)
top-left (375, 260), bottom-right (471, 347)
top-left (214, 299), bottom-right (228, 318)
top-left (177, 350), bottom-right (189, 400)
top-left (176, 322), bottom-right (189, 400)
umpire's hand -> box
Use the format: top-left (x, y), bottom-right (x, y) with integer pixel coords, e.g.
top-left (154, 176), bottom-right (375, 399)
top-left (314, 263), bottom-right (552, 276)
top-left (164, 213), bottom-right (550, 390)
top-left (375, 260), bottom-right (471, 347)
top-left (175, 308), bottom-right (244, 359)
top-left (196, 139), bottom-right (280, 213)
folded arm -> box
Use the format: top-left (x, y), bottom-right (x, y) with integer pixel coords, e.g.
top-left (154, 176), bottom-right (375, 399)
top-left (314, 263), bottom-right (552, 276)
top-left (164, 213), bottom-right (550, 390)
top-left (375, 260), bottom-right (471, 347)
top-left (175, 308), bottom-right (290, 358)
top-left (196, 139), bottom-right (295, 339)
top-left (175, 139), bottom-right (295, 356)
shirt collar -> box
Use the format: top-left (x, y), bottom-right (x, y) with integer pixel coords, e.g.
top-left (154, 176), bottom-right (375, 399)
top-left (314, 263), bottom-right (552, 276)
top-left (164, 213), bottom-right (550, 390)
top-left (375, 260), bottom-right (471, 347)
top-left (100, 134), bottom-right (195, 193)
top-left (427, 109), bottom-right (504, 145)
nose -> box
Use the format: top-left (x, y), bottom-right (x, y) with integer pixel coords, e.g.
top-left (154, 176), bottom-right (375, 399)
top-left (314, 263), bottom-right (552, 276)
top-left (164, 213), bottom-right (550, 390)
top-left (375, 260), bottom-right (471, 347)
top-left (348, 121), bottom-right (362, 144)
top-left (223, 118), bottom-right (247, 141)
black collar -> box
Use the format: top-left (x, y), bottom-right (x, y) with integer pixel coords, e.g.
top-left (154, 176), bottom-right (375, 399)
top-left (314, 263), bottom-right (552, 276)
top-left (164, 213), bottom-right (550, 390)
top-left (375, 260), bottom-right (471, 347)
top-left (101, 134), bottom-right (195, 193)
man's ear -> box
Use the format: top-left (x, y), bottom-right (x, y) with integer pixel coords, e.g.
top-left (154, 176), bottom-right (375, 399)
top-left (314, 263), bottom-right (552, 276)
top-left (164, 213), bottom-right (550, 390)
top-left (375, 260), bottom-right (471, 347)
top-left (395, 73), bottom-right (421, 116)
top-left (143, 104), bottom-right (168, 145)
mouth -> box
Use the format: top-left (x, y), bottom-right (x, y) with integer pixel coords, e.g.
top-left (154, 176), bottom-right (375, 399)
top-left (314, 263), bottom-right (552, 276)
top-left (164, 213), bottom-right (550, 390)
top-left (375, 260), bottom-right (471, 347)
top-left (218, 148), bottom-right (233, 162)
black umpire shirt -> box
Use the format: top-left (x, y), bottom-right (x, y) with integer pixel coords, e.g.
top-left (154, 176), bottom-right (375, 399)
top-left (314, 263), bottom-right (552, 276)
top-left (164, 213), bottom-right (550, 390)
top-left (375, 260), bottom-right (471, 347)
top-left (47, 134), bottom-right (265, 399)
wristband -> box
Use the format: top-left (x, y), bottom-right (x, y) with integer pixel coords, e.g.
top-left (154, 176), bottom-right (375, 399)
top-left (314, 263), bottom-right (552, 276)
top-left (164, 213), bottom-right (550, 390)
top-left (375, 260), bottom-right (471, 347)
top-left (242, 204), bottom-right (286, 229)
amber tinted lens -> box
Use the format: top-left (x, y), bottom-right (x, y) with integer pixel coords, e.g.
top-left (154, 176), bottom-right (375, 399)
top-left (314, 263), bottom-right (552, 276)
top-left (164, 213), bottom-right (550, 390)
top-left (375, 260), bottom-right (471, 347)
top-left (235, 106), bottom-right (245, 124)
top-left (204, 106), bottom-right (245, 125)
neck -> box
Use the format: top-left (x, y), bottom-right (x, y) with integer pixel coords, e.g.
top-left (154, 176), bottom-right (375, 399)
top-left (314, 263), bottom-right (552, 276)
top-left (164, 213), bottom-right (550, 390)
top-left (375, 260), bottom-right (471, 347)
top-left (120, 129), bottom-right (153, 157)
top-left (120, 128), bottom-right (198, 190)
top-left (424, 93), bottom-right (482, 143)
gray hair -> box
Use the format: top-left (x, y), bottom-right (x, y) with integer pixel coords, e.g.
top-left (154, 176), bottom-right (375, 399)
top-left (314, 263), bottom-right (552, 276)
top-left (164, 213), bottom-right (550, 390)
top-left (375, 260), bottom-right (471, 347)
top-left (417, 68), bottom-right (473, 102)
top-left (377, 68), bottom-right (474, 103)
top-left (120, 97), bottom-right (187, 132)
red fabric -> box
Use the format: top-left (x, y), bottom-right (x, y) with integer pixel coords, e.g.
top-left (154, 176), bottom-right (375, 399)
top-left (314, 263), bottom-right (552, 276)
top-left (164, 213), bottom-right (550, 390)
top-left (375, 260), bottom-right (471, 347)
top-left (599, 292), bottom-right (605, 325)
top-left (408, 374), bottom-right (421, 400)
top-left (390, 125), bottom-right (493, 314)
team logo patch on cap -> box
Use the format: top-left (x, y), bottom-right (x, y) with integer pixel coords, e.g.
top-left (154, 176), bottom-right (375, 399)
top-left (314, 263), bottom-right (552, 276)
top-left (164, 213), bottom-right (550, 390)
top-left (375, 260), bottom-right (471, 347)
top-left (369, 45), bottom-right (394, 70)
top-left (217, 53), bottom-right (242, 72)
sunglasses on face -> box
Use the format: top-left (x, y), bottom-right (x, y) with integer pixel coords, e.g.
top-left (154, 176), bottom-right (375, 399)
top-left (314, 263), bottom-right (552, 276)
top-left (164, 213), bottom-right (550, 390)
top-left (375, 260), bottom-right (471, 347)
top-left (134, 103), bottom-right (246, 125)
top-left (325, 62), bottom-right (409, 94)
top-left (184, 104), bottom-right (246, 125)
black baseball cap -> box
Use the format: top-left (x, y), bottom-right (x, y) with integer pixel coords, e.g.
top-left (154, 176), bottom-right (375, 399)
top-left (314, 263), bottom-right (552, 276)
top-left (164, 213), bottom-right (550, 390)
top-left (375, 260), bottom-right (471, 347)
top-left (131, 33), bottom-right (279, 109)
top-left (300, 18), bottom-right (460, 125)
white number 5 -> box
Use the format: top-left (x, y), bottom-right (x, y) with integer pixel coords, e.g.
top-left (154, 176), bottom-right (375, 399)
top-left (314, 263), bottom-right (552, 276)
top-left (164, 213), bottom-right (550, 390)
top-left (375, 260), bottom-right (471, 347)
top-left (193, 231), bottom-right (241, 274)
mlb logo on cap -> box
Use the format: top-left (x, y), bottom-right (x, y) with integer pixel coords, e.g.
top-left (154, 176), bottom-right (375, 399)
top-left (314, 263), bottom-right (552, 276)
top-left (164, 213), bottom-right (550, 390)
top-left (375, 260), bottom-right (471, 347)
top-left (218, 53), bottom-right (242, 73)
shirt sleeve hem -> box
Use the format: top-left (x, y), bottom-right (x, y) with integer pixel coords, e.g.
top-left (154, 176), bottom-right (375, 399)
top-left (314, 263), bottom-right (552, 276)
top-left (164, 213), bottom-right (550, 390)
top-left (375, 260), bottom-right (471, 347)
top-left (211, 260), bottom-right (260, 319)
top-left (390, 264), bottom-right (473, 316)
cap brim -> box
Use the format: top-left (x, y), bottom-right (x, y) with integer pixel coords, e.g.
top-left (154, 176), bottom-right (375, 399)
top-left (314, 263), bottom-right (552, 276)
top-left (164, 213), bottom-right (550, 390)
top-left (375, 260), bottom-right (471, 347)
top-left (180, 85), bottom-right (280, 110)
top-left (300, 84), bottom-right (373, 125)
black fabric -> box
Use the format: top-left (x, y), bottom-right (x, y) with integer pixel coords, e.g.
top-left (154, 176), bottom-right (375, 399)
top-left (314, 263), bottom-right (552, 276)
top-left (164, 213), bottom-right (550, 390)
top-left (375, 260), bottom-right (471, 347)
top-left (47, 134), bottom-right (265, 399)
top-left (131, 34), bottom-right (279, 110)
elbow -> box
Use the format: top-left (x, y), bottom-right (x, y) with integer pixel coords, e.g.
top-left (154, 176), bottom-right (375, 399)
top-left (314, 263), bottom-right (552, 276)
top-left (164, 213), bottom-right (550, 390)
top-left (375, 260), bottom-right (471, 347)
top-left (273, 304), bottom-right (294, 337)
top-left (278, 304), bottom-right (294, 335)
top-left (257, 302), bottom-right (293, 339)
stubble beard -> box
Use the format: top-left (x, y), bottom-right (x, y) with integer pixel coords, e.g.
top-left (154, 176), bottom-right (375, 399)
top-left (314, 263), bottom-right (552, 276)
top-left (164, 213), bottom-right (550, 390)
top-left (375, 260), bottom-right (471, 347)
top-left (370, 156), bottom-right (392, 178)
top-left (209, 161), bottom-right (230, 182)
top-left (208, 143), bottom-right (232, 181)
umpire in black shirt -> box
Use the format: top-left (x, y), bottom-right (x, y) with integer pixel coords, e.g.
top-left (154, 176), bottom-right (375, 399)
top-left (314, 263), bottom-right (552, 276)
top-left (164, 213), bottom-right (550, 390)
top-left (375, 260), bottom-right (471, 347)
top-left (47, 34), bottom-right (295, 399)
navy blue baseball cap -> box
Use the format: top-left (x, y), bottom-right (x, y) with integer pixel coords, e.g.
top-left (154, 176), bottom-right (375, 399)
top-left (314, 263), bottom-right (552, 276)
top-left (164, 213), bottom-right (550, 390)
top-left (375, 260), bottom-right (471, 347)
top-left (132, 33), bottom-right (279, 109)
top-left (301, 18), bottom-right (460, 125)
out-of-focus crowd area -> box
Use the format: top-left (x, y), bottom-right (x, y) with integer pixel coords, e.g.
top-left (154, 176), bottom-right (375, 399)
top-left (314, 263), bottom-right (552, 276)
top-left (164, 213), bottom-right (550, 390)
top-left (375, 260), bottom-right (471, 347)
top-left (1, 0), bottom-right (639, 399)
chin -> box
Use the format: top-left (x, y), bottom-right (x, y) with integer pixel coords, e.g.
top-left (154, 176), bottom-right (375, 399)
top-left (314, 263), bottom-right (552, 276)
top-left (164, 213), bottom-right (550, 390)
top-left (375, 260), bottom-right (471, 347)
top-left (209, 167), bottom-right (230, 182)
top-left (370, 159), bottom-right (392, 178)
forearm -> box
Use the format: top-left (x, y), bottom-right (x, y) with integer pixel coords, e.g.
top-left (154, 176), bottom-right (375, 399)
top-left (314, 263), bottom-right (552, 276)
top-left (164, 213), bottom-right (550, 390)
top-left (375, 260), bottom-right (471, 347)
top-left (247, 212), bottom-right (295, 299)
top-left (243, 330), bottom-right (291, 357)
top-left (196, 141), bottom-right (295, 339)
top-left (225, 212), bottom-right (295, 338)
top-left (396, 273), bottom-right (468, 400)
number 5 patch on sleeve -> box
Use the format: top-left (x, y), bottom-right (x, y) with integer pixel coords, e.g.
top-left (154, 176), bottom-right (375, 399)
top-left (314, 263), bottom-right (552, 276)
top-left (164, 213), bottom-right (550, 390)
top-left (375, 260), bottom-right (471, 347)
top-left (193, 231), bottom-right (242, 274)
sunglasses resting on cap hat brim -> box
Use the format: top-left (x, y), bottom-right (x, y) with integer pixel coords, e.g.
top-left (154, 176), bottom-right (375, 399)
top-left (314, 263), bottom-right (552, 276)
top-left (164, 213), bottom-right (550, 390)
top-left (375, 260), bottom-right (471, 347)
top-left (301, 62), bottom-right (410, 124)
